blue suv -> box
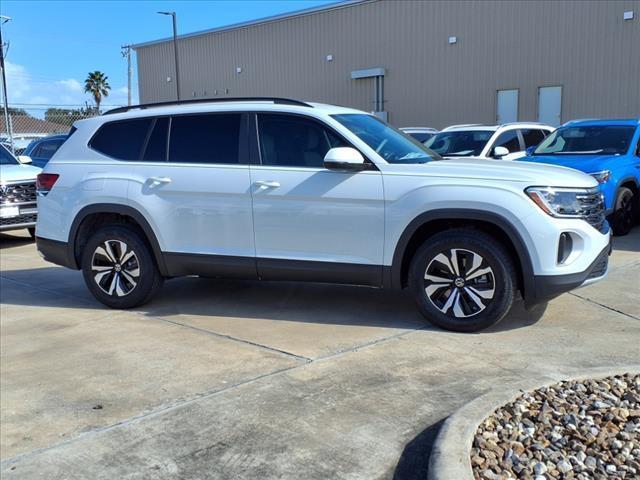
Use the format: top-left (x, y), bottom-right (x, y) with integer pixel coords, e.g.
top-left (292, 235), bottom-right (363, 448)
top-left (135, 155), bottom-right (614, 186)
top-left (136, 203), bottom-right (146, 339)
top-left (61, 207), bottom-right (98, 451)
top-left (520, 119), bottom-right (640, 236)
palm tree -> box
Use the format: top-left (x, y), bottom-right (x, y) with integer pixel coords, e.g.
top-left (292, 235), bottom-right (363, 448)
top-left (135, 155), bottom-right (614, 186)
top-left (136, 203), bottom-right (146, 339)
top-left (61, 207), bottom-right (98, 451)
top-left (84, 71), bottom-right (111, 114)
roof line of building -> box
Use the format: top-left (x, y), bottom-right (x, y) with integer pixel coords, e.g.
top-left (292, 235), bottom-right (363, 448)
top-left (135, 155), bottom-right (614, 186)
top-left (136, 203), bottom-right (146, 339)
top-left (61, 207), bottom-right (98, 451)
top-left (131, 0), bottom-right (372, 50)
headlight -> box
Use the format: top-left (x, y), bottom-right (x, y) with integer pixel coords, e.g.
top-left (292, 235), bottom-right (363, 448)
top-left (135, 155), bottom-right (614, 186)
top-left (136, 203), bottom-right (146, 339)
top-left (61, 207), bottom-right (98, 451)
top-left (589, 170), bottom-right (611, 184)
top-left (525, 187), bottom-right (588, 217)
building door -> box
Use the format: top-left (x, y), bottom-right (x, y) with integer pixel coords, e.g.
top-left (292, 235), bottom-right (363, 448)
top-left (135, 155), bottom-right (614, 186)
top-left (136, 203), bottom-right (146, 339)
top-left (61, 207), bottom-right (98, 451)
top-left (538, 86), bottom-right (562, 126)
top-left (497, 89), bottom-right (518, 124)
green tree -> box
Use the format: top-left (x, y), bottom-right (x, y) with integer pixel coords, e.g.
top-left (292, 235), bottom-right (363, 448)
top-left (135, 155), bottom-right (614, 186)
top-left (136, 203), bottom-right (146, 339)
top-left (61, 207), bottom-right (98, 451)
top-left (45, 108), bottom-right (92, 126)
top-left (84, 71), bottom-right (111, 113)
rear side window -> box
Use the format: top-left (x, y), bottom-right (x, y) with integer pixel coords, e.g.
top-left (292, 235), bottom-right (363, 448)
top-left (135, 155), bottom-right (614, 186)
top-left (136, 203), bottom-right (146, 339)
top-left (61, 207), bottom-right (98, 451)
top-left (520, 129), bottom-right (547, 148)
top-left (90, 119), bottom-right (152, 160)
top-left (168, 114), bottom-right (241, 164)
top-left (33, 140), bottom-right (64, 160)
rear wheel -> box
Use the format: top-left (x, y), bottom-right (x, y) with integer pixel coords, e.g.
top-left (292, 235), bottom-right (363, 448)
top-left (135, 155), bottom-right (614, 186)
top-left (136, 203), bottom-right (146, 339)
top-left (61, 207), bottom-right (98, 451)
top-left (81, 225), bottom-right (163, 308)
top-left (610, 187), bottom-right (636, 236)
top-left (408, 229), bottom-right (516, 332)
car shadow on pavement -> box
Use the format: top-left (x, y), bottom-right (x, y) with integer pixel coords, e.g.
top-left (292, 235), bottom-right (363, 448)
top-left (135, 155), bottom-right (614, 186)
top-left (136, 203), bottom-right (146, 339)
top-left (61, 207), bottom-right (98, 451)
top-left (612, 225), bottom-right (640, 253)
top-left (1, 266), bottom-right (546, 332)
top-left (392, 418), bottom-right (446, 480)
top-left (0, 233), bottom-right (34, 248)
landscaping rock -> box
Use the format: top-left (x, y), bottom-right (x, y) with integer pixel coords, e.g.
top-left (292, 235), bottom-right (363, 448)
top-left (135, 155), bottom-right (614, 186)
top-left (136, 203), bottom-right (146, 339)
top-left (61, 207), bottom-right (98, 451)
top-left (471, 374), bottom-right (639, 479)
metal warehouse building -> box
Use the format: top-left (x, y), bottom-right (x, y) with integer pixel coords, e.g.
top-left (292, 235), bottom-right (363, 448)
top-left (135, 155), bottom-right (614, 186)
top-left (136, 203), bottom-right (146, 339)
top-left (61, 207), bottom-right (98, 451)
top-left (132, 0), bottom-right (640, 128)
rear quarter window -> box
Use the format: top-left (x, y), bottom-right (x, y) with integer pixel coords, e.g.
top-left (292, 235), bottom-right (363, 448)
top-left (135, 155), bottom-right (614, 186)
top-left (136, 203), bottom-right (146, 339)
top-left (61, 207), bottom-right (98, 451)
top-left (90, 118), bottom-right (153, 160)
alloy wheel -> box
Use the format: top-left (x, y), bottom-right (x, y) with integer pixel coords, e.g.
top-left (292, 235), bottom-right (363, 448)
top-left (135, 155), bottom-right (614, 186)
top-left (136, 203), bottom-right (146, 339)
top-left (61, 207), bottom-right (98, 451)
top-left (423, 248), bottom-right (495, 318)
top-left (91, 240), bottom-right (140, 297)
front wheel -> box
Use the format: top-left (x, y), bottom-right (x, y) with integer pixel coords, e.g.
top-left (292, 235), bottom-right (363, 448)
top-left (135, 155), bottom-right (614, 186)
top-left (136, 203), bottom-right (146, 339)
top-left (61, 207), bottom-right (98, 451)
top-left (609, 187), bottom-right (636, 236)
top-left (408, 229), bottom-right (517, 332)
top-left (81, 225), bottom-right (163, 309)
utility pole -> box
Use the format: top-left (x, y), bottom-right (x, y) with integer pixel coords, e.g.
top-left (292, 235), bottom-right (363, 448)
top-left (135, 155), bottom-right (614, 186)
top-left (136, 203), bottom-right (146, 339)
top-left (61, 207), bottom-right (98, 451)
top-left (121, 44), bottom-right (132, 105)
top-left (0, 15), bottom-right (13, 153)
top-left (158, 11), bottom-right (180, 100)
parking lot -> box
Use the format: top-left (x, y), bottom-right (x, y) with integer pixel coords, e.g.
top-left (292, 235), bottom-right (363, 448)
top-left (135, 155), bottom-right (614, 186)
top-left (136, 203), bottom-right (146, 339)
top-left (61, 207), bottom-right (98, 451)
top-left (1, 227), bottom-right (639, 479)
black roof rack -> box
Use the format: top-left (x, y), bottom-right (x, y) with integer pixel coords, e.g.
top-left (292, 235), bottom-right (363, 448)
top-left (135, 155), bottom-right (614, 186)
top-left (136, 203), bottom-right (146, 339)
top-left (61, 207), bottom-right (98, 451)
top-left (104, 97), bottom-right (312, 115)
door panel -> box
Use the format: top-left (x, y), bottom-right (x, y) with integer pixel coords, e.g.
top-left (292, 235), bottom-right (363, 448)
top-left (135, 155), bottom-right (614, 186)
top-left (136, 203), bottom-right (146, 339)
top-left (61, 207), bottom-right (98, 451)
top-left (497, 89), bottom-right (518, 124)
top-left (538, 86), bottom-right (562, 127)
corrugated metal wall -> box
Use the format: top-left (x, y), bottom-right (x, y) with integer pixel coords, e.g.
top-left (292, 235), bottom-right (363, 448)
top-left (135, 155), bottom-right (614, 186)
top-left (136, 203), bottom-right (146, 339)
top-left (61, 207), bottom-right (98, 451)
top-left (135, 0), bottom-right (640, 128)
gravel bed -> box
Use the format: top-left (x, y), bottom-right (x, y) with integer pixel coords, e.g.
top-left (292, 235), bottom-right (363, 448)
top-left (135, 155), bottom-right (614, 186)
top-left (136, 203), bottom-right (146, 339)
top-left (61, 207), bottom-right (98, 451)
top-left (471, 373), bottom-right (640, 479)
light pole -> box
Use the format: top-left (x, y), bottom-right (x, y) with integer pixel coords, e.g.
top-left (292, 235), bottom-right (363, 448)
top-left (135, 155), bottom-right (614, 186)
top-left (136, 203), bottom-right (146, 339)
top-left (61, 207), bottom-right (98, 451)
top-left (0, 15), bottom-right (13, 153)
top-left (158, 11), bottom-right (180, 101)
top-left (121, 44), bottom-right (132, 105)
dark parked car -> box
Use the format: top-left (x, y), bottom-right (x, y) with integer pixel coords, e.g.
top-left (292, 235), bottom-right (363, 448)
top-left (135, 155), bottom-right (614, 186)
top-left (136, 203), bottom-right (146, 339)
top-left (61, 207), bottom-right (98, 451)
top-left (23, 134), bottom-right (68, 168)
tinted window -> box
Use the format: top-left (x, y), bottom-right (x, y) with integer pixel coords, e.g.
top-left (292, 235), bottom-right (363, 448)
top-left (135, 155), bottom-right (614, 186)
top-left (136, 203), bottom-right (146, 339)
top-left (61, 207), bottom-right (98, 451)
top-left (169, 114), bottom-right (241, 164)
top-left (0, 144), bottom-right (18, 165)
top-left (493, 130), bottom-right (521, 153)
top-left (142, 118), bottom-right (169, 162)
top-left (520, 129), bottom-right (547, 148)
top-left (534, 126), bottom-right (635, 156)
top-left (424, 130), bottom-right (493, 157)
top-left (34, 140), bottom-right (64, 160)
top-left (91, 119), bottom-right (152, 160)
top-left (258, 114), bottom-right (347, 168)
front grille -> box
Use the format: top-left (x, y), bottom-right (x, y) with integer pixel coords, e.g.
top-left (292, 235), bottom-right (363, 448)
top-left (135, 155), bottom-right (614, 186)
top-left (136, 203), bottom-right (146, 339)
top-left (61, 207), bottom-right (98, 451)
top-left (0, 213), bottom-right (37, 227)
top-left (576, 188), bottom-right (606, 232)
top-left (0, 182), bottom-right (37, 205)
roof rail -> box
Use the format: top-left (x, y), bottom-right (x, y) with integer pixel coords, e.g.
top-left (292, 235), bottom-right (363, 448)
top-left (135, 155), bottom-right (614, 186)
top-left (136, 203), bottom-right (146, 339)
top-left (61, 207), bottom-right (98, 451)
top-left (501, 121), bottom-right (548, 126)
top-left (442, 123), bottom-right (486, 131)
top-left (104, 97), bottom-right (312, 115)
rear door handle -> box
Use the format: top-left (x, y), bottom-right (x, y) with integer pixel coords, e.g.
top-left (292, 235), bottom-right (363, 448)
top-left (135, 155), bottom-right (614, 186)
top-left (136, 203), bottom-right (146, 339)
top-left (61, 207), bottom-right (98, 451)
top-left (148, 176), bottom-right (172, 185)
top-left (254, 180), bottom-right (280, 189)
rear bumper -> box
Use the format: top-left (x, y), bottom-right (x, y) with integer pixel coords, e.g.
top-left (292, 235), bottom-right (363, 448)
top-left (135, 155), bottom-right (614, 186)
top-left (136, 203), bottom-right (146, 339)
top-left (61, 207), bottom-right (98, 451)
top-left (35, 237), bottom-right (78, 270)
top-left (526, 242), bottom-right (611, 306)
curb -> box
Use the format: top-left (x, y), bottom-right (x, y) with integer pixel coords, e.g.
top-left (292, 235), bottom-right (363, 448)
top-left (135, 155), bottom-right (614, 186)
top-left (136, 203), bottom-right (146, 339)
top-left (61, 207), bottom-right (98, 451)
top-left (427, 366), bottom-right (640, 480)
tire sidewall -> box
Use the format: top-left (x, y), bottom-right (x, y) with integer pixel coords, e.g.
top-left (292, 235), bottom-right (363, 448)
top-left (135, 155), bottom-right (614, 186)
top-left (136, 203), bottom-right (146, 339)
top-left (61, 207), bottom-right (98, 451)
top-left (611, 187), bottom-right (635, 236)
top-left (81, 225), bottom-right (160, 309)
top-left (409, 231), bottom-right (515, 332)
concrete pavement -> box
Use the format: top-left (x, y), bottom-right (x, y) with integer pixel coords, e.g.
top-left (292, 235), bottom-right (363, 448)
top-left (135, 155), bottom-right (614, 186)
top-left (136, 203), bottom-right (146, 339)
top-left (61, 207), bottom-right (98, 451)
top-left (1, 227), bottom-right (639, 479)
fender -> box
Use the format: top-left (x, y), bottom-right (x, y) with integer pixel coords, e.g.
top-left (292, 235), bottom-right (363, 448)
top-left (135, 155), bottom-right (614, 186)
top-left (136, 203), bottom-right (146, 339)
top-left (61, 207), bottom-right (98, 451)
top-left (388, 208), bottom-right (535, 300)
top-left (67, 203), bottom-right (168, 275)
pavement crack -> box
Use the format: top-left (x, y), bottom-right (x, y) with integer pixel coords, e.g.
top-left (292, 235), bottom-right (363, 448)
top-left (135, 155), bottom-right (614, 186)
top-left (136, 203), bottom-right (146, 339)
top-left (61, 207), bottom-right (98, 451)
top-left (569, 292), bottom-right (639, 321)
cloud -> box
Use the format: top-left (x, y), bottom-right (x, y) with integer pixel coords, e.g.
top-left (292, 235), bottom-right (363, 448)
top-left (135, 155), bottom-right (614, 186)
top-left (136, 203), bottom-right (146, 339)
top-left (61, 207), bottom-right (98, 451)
top-left (4, 61), bottom-right (132, 116)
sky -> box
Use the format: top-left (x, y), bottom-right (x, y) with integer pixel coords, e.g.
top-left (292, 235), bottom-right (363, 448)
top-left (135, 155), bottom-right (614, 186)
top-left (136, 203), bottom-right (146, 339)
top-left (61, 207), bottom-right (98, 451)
top-left (0, 0), bottom-right (335, 113)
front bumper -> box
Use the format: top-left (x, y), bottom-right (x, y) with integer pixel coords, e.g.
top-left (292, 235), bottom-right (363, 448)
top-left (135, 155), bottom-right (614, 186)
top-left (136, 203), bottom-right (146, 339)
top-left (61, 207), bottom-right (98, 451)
top-left (528, 240), bottom-right (611, 305)
top-left (0, 207), bottom-right (37, 232)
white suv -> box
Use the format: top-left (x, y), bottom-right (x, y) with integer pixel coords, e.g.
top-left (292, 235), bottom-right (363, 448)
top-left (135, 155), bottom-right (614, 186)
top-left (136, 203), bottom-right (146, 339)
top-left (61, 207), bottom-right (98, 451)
top-left (35, 98), bottom-right (610, 332)
top-left (425, 123), bottom-right (554, 161)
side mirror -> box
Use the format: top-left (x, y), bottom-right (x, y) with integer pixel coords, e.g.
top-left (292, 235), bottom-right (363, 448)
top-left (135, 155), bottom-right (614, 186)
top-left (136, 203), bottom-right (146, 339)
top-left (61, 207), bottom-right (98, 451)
top-left (324, 147), bottom-right (366, 171)
top-left (525, 146), bottom-right (536, 156)
top-left (493, 146), bottom-right (510, 158)
top-left (17, 155), bottom-right (33, 164)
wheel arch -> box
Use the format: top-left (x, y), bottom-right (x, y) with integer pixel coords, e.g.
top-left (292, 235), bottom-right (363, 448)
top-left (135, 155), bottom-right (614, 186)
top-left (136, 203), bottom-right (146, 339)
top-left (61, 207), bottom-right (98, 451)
top-left (389, 209), bottom-right (535, 299)
top-left (68, 203), bottom-right (168, 275)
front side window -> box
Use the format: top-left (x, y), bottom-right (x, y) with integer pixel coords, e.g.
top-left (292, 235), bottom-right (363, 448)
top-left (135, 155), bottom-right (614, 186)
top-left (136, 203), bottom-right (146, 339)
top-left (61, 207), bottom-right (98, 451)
top-left (492, 130), bottom-right (521, 153)
top-left (258, 114), bottom-right (346, 168)
top-left (0, 144), bottom-right (18, 165)
top-left (534, 126), bottom-right (635, 156)
top-left (520, 129), bottom-right (547, 148)
top-left (333, 114), bottom-right (439, 163)
top-left (424, 130), bottom-right (493, 157)
top-left (169, 114), bottom-right (241, 164)
top-left (90, 118), bottom-right (152, 160)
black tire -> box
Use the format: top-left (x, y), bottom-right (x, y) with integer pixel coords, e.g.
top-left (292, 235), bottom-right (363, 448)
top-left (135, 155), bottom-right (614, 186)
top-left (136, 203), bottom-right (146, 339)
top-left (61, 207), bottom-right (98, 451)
top-left (408, 229), bottom-right (517, 332)
top-left (27, 227), bottom-right (36, 240)
top-left (81, 225), bottom-right (163, 308)
top-left (609, 187), bottom-right (636, 236)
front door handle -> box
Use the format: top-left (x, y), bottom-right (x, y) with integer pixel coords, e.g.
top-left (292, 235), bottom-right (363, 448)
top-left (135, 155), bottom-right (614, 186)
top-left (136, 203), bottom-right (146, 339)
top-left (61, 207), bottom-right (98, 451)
top-left (148, 176), bottom-right (172, 185)
top-left (254, 180), bottom-right (280, 189)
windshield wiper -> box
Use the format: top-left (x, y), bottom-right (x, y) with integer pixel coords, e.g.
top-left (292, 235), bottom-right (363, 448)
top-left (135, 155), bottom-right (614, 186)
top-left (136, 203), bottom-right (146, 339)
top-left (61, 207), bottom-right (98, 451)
top-left (553, 149), bottom-right (604, 155)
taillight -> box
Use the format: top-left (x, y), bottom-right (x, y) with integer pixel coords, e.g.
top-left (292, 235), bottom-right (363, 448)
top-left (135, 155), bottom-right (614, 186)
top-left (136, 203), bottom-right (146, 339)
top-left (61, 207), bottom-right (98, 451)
top-left (36, 173), bottom-right (59, 196)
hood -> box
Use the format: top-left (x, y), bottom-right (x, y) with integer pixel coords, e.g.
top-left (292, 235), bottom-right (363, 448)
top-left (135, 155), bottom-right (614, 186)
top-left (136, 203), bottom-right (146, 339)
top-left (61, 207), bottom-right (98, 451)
top-left (385, 157), bottom-right (598, 188)
top-left (519, 154), bottom-right (619, 174)
top-left (0, 163), bottom-right (42, 184)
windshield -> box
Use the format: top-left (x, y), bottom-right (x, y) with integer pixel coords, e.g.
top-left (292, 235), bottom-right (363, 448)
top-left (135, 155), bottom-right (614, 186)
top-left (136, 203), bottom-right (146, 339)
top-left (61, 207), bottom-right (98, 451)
top-left (0, 144), bottom-right (19, 165)
top-left (424, 130), bottom-right (494, 156)
top-left (534, 126), bottom-right (635, 156)
top-left (331, 114), bottom-right (441, 164)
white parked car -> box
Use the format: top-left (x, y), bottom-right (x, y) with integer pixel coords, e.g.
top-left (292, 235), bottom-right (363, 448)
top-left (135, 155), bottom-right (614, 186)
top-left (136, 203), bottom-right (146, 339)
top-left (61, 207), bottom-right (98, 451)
top-left (0, 144), bottom-right (41, 237)
top-left (35, 98), bottom-right (609, 332)
top-left (400, 127), bottom-right (439, 144)
top-left (425, 123), bottom-right (553, 160)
